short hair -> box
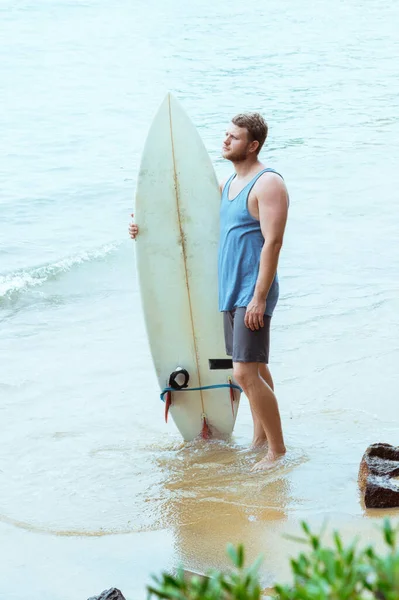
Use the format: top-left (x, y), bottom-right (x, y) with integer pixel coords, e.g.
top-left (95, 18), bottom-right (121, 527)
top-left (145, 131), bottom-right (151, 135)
top-left (231, 112), bottom-right (268, 154)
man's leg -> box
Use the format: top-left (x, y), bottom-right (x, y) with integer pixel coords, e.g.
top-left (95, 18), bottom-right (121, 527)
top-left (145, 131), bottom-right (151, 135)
top-left (258, 363), bottom-right (274, 391)
top-left (234, 361), bottom-right (286, 470)
top-left (250, 364), bottom-right (274, 447)
top-left (250, 403), bottom-right (267, 447)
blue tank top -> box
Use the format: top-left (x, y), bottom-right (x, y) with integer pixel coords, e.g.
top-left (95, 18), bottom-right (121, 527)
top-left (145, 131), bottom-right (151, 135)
top-left (218, 168), bottom-right (282, 316)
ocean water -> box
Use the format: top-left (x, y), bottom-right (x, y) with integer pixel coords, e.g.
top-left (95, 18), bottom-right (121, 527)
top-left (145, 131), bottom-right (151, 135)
top-left (1, 0), bottom-right (399, 598)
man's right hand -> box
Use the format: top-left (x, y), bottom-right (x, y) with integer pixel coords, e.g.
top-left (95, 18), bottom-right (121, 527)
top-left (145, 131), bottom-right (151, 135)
top-left (129, 213), bottom-right (139, 240)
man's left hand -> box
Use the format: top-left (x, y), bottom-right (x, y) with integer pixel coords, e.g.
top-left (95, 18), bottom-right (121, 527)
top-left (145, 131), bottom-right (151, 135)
top-left (244, 298), bottom-right (267, 331)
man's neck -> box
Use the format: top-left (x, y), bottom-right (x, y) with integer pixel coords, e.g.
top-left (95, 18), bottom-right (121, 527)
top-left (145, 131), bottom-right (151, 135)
top-left (232, 158), bottom-right (265, 179)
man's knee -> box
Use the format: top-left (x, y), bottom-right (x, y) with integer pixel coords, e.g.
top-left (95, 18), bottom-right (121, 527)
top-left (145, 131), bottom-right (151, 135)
top-left (233, 362), bottom-right (258, 390)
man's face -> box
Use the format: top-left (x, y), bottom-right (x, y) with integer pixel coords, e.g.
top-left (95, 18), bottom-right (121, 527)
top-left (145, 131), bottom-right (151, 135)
top-left (222, 123), bottom-right (253, 162)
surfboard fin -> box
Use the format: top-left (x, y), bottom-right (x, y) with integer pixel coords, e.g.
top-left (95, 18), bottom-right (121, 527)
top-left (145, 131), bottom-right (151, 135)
top-left (201, 415), bottom-right (211, 439)
top-left (228, 377), bottom-right (235, 417)
top-left (165, 391), bottom-right (172, 423)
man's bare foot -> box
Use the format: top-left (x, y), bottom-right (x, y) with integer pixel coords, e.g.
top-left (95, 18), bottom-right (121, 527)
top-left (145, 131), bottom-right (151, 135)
top-left (251, 448), bottom-right (286, 472)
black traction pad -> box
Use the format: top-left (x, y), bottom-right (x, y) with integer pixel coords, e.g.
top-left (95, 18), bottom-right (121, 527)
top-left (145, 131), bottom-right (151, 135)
top-left (208, 359), bottom-right (233, 370)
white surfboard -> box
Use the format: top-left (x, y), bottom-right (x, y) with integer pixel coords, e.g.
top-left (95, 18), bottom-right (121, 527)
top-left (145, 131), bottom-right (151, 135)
top-left (134, 93), bottom-right (240, 442)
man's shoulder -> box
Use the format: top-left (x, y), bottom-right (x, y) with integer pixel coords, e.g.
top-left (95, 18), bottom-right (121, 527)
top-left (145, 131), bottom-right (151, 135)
top-left (255, 170), bottom-right (287, 195)
top-left (219, 174), bottom-right (234, 193)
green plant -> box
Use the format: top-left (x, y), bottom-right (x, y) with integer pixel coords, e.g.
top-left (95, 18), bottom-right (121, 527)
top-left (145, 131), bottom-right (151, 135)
top-left (274, 518), bottom-right (399, 600)
top-left (147, 543), bottom-right (263, 600)
top-left (147, 519), bottom-right (399, 600)
top-left (363, 519), bottom-right (399, 600)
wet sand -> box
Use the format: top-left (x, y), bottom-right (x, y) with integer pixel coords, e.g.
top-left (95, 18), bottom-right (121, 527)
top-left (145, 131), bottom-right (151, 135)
top-left (2, 390), bottom-right (398, 599)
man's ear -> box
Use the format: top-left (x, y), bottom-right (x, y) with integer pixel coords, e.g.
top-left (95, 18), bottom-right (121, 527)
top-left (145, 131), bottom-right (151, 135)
top-left (249, 140), bottom-right (260, 154)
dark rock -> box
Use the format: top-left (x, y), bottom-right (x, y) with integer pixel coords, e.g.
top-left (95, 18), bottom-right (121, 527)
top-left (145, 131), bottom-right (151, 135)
top-left (87, 588), bottom-right (126, 600)
top-left (359, 443), bottom-right (399, 508)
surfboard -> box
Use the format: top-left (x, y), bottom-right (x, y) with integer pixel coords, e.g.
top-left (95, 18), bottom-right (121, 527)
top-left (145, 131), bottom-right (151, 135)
top-left (134, 93), bottom-right (240, 442)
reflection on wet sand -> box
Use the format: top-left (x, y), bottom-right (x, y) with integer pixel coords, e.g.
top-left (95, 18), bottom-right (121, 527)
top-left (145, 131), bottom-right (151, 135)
top-left (156, 440), bottom-right (303, 585)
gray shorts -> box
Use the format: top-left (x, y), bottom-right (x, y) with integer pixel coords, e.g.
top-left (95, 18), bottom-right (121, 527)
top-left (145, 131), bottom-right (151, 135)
top-left (223, 307), bottom-right (271, 364)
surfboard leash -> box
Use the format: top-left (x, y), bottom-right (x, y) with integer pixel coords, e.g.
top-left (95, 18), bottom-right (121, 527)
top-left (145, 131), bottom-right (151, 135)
top-left (160, 381), bottom-right (242, 437)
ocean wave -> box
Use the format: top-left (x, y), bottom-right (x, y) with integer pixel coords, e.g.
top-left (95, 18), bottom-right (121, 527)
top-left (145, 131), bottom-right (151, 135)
top-left (0, 242), bottom-right (120, 300)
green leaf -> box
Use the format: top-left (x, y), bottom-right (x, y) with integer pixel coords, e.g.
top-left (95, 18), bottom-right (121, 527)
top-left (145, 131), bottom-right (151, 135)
top-left (283, 534), bottom-right (309, 545)
top-left (333, 531), bottom-right (343, 554)
top-left (246, 554), bottom-right (264, 578)
top-left (383, 518), bottom-right (396, 549)
top-left (147, 585), bottom-right (183, 600)
top-left (227, 543), bottom-right (239, 567)
top-left (301, 521), bottom-right (311, 536)
top-left (310, 534), bottom-right (320, 551)
top-left (237, 544), bottom-right (245, 569)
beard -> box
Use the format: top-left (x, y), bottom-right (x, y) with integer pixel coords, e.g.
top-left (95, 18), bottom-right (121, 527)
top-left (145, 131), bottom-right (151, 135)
top-left (223, 147), bottom-right (249, 163)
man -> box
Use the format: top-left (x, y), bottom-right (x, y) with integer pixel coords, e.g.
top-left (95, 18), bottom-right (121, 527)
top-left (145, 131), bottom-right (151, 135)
top-left (129, 112), bottom-right (288, 471)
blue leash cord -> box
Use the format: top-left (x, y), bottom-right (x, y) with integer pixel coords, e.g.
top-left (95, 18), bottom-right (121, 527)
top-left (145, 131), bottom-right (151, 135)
top-left (160, 383), bottom-right (242, 402)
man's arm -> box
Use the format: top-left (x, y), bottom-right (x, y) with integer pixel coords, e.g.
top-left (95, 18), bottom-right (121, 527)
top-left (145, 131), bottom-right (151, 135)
top-left (244, 175), bottom-right (288, 331)
top-left (219, 177), bottom-right (228, 195)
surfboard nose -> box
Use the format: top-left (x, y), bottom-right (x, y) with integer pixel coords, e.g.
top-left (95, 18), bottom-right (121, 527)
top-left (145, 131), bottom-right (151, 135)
top-left (164, 92), bottom-right (182, 114)
top-left (154, 92), bottom-right (179, 124)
